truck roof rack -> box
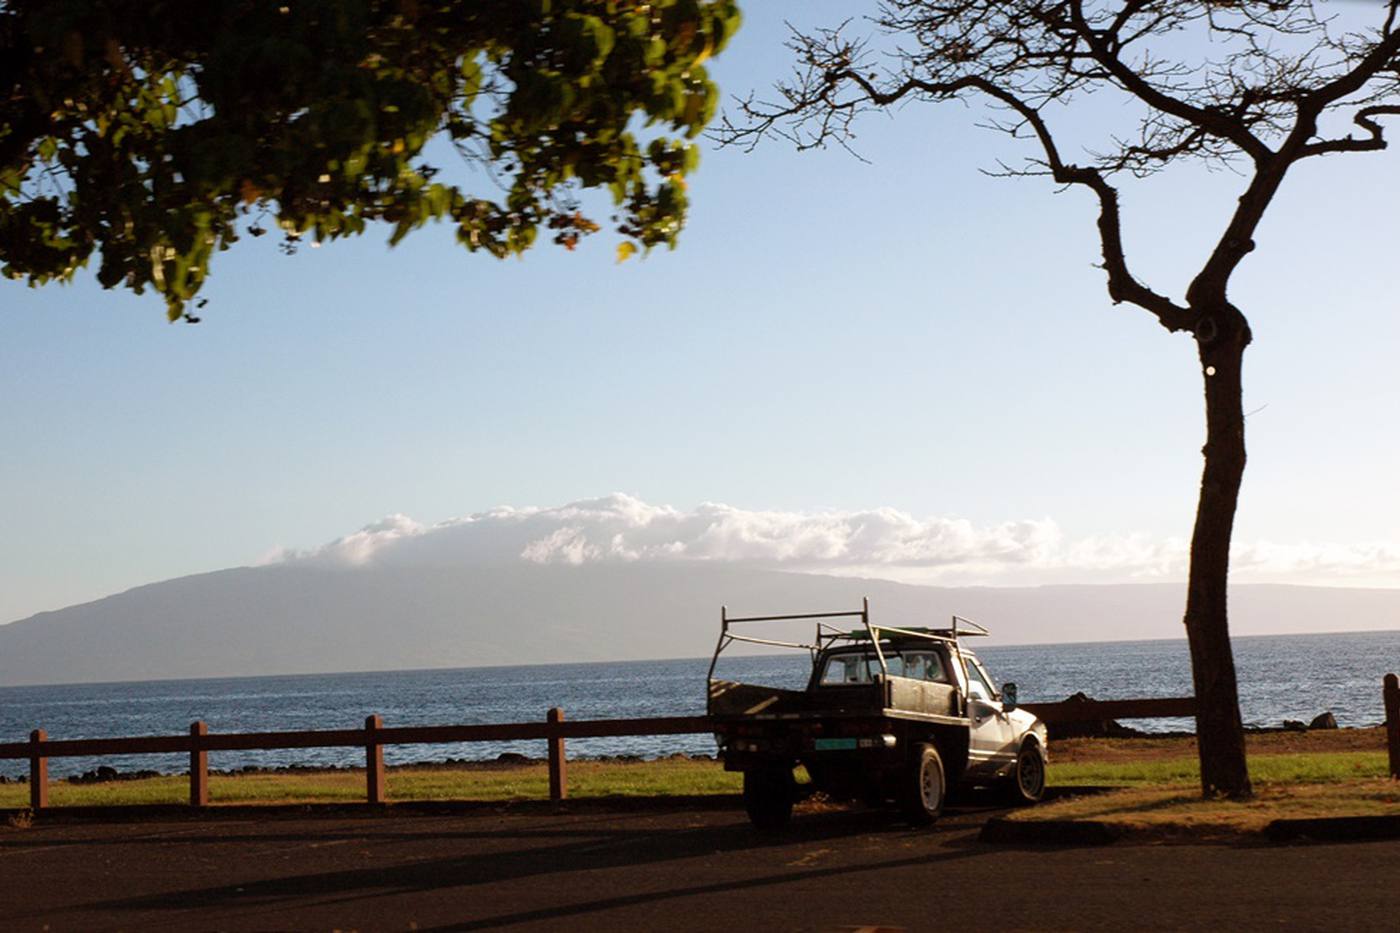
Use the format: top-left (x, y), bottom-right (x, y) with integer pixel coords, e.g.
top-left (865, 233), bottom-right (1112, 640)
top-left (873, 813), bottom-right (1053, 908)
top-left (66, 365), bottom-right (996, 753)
top-left (707, 599), bottom-right (989, 682)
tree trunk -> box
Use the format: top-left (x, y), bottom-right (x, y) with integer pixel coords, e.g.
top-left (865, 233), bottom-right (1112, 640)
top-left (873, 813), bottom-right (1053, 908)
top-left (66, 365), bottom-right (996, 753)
top-left (1183, 305), bottom-right (1253, 798)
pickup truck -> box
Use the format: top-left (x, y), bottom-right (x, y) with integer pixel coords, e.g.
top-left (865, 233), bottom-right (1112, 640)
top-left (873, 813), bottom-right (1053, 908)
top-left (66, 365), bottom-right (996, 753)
top-left (707, 600), bottom-right (1047, 829)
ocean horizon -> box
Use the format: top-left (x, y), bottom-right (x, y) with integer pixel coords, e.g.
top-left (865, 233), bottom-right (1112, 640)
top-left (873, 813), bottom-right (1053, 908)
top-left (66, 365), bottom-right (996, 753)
top-left (4, 628), bottom-right (1397, 779)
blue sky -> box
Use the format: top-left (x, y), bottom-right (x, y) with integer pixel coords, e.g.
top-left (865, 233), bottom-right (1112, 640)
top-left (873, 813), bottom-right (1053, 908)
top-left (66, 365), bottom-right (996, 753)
top-left (3, 3), bottom-right (1400, 624)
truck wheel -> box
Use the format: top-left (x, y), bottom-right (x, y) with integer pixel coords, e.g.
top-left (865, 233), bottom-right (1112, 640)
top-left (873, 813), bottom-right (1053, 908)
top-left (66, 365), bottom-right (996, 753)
top-left (1002, 739), bottom-right (1047, 805)
top-left (900, 743), bottom-right (945, 826)
top-left (743, 766), bottom-right (795, 830)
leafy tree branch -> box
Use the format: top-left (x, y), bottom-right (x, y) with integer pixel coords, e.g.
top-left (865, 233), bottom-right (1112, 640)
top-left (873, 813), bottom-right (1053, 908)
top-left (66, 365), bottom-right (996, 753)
top-left (0, 0), bottom-right (741, 319)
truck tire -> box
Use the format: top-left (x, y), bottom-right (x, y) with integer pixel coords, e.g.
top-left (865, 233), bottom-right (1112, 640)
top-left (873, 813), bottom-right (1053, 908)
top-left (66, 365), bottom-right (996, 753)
top-left (743, 766), bottom-right (795, 830)
top-left (1002, 739), bottom-right (1047, 805)
top-left (900, 743), bottom-right (945, 826)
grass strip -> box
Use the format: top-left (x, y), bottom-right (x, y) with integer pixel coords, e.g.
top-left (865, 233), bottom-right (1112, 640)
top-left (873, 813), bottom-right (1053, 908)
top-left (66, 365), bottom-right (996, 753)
top-left (1017, 750), bottom-right (1398, 835)
top-left (1049, 750), bottom-right (1389, 786)
top-left (1, 748), bottom-right (1391, 812)
top-left (1007, 780), bottom-right (1400, 834)
top-left (0, 758), bottom-right (742, 809)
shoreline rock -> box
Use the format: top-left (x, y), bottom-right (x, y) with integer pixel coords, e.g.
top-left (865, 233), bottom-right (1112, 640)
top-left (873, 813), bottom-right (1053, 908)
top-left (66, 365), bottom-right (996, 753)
top-left (1044, 692), bottom-right (1152, 740)
top-left (67, 765), bottom-right (162, 785)
top-left (1309, 711), bottom-right (1339, 730)
top-left (1046, 692), bottom-right (1350, 740)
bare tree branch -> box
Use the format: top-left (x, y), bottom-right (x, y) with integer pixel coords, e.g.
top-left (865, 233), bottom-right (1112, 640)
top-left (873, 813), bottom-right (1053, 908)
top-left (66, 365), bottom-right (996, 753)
top-left (843, 67), bottom-right (1192, 330)
top-left (1062, 0), bottom-right (1275, 164)
top-left (718, 2), bottom-right (1400, 318)
top-left (1299, 104), bottom-right (1400, 157)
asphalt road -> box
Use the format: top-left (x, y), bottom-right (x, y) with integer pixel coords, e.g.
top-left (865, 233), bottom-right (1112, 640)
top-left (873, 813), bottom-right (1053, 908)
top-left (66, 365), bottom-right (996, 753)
top-left (2, 799), bottom-right (1397, 932)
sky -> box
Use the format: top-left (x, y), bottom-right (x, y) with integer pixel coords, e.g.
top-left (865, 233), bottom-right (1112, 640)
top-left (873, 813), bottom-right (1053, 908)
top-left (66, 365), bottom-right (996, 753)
top-left (3, 3), bottom-right (1400, 626)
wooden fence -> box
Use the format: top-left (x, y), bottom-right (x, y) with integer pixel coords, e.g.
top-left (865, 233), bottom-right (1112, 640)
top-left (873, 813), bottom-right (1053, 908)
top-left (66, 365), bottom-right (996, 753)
top-left (3, 687), bottom-right (1390, 812)
top-left (0, 710), bottom-right (715, 811)
top-left (1, 696), bottom-right (1197, 812)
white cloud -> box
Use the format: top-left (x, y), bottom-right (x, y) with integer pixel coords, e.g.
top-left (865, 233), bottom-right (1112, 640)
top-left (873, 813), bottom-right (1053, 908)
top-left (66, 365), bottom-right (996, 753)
top-left (1230, 540), bottom-right (1400, 584)
top-left (267, 493), bottom-right (1400, 587)
top-left (278, 513), bottom-right (425, 567)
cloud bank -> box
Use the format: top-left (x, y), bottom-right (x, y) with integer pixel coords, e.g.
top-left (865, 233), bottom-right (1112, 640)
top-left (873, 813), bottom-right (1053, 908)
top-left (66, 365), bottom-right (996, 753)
top-left (262, 493), bottom-right (1400, 587)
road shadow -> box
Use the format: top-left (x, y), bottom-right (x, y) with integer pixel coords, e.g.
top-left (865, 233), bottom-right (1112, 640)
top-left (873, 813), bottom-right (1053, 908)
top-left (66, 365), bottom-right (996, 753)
top-left (29, 803), bottom-right (993, 926)
top-left (0, 792), bottom-right (1010, 851)
top-left (422, 839), bottom-right (985, 931)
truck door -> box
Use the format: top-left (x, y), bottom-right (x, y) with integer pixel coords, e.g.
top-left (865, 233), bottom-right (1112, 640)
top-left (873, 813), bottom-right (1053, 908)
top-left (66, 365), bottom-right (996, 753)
top-left (963, 657), bottom-right (1016, 776)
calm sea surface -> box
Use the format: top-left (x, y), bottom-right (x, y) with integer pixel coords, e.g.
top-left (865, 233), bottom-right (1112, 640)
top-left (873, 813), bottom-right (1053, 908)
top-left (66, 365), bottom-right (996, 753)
top-left (3, 630), bottom-right (1398, 778)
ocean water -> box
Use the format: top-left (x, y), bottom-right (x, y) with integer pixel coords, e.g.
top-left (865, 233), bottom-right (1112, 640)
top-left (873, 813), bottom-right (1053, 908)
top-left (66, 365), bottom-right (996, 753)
top-left (2, 630), bottom-right (1397, 779)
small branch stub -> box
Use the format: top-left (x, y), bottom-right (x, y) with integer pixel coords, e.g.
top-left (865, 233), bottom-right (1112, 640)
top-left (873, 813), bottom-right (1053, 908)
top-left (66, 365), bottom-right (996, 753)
top-left (1196, 316), bottom-right (1219, 345)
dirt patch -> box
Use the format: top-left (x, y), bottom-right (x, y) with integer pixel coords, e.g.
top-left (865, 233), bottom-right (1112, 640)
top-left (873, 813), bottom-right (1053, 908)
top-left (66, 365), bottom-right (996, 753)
top-left (1004, 778), bottom-right (1400, 839)
top-left (3, 808), bottom-right (34, 830)
top-left (1052, 725), bottom-right (1386, 765)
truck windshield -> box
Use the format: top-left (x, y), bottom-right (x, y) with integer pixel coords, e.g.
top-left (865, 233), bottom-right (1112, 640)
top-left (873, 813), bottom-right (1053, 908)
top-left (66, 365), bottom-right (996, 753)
top-left (818, 650), bottom-right (947, 685)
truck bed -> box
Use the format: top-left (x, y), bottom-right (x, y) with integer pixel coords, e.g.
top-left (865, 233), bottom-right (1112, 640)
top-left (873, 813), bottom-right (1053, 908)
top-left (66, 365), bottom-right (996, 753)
top-left (707, 679), bottom-right (811, 718)
top-left (708, 675), bottom-right (968, 725)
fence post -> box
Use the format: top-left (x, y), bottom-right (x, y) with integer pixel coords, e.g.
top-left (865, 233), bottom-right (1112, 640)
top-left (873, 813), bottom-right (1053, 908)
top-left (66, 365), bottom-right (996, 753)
top-left (28, 729), bottom-right (48, 811)
top-left (547, 707), bottom-right (567, 803)
top-left (189, 721), bottom-right (209, 807)
top-left (1385, 673), bottom-right (1400, 780)
top-left (365, 714), bottom-right (386, 805)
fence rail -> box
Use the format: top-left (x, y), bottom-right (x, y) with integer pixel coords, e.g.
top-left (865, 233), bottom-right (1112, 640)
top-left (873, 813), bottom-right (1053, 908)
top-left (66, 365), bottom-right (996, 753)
top-left (1, 712), bottom-right (718, 811)
top-left (1021, 696), bottom-right (1196, 722)
top-left (3, 684), bottom-right (1395, 812)
top-left (0, 715), bottom-right (717, 760)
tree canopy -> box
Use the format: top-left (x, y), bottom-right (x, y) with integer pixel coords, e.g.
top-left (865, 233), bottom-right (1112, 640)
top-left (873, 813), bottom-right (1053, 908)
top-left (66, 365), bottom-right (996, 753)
top-left (0, 0), bottom-right (741, 319)
top-left (721, 0), bottom-right (1400, 798)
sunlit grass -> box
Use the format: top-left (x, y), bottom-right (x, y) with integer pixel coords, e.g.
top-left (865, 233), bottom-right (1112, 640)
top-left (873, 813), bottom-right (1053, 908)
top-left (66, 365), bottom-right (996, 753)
top-left (0, 758), bottom-right (742, 809)
top-left (1015, 749), bottom-right (1399, 834)
top-left (0, 745), bottom-right (1391, 820)
top-left (0, 775), bottom-right (191, 808)
top-left (1049, 750), bottom-right (1390, 787)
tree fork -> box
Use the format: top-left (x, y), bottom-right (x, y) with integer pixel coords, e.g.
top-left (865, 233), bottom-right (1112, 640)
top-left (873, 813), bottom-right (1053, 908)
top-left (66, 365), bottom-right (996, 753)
top-left (1184, 306), bottom-right (1253, 798)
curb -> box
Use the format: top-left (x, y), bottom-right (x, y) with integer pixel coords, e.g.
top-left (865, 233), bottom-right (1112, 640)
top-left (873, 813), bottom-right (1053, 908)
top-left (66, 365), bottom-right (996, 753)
top-left (979, 816), bottom-right (1121, 846)
top-left (981, 813), bottom-right (1400, 847)
top-left (1265, 815), bottom-right (1400, 843)
top-left (0, 794), bottom-right (746, 825)
top-left (1042, 785), bottom-right (1115, 802)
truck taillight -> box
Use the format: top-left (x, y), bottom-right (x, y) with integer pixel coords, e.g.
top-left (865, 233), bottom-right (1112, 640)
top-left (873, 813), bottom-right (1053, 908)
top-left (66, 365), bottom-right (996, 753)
top-left (850, 720), bottom-right (882, 735)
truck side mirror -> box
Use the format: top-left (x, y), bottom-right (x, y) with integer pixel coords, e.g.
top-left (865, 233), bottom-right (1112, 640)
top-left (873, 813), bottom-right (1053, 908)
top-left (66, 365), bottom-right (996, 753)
top-left (1001, 682), bottom-right (1018, 711)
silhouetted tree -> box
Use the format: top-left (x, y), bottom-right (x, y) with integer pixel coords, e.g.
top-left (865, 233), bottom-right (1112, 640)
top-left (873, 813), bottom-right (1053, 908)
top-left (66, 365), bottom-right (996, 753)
top-left (0, 0), bottom-right (740, 319)
top-left (721, 1), bottom-right (1400, 797)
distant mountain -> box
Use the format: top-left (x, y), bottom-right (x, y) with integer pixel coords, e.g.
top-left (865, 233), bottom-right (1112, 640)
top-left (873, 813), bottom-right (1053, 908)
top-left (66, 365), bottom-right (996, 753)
top-left (2, 560), bottom-right (1398, 686)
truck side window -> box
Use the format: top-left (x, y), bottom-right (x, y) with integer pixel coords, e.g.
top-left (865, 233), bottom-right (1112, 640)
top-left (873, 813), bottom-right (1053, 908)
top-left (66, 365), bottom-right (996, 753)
top-left (964, 661), bottom-right (994, 700)
top-left (899, 651), bottom-right (947, 683)
top-left (924, 652), bottom-right (948, 683)
top-left (820, 653), bottom-right (876, 685)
